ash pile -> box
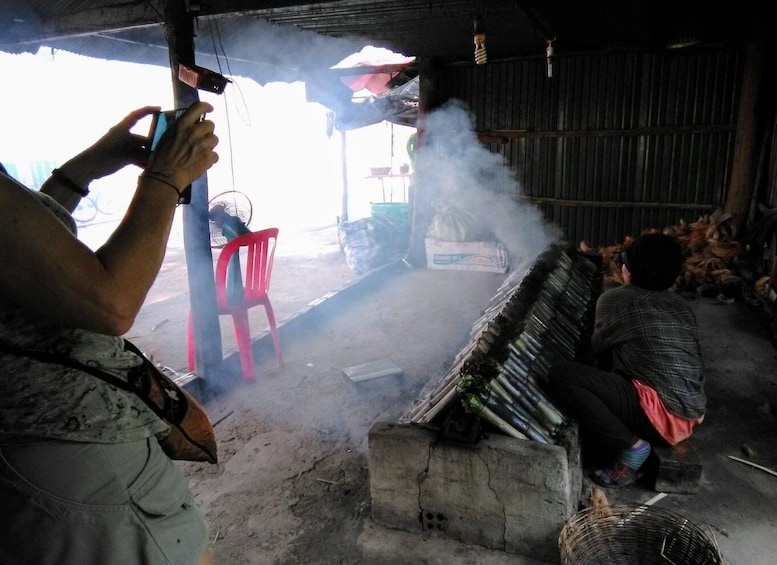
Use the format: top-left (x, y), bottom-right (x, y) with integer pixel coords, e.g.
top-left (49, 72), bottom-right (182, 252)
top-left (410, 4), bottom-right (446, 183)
top-left (401, 245), bottom-right (600, 445)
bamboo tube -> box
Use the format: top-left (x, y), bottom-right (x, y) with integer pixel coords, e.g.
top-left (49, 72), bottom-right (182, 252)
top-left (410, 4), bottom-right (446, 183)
top-left (503, 358), bottom-right (558, 408)
top-left (499, 365), bottom-right (565, 429)
top-left (478, 405), bottom-right (528, 440)
top-left (417, 387), bottom-right (459, 423)
top-left (490, 380), bottom-right (553, 442)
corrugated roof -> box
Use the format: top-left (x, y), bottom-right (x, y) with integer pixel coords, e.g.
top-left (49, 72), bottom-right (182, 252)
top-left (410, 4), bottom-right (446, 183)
top-left (0, 0), bottom-right (756, 85)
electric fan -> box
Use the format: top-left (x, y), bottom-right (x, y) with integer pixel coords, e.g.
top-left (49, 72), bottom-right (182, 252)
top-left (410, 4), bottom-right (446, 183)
top-left (207, 190), bottom-right (253, 248)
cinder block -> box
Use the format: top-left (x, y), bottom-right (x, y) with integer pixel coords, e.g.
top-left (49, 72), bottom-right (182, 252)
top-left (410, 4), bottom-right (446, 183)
top-left (368, 421), bottom-right (581, 563)
top-left (652, 440), bottom-right (702, 494)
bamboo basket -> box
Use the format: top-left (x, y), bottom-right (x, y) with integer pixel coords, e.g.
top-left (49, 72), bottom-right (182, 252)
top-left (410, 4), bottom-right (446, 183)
top-left (558, 505), bottom-right (722, 565)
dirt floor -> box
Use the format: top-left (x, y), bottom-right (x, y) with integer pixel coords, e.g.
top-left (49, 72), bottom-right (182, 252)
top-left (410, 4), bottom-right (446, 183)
top-left (107, 221), bottom-right (777, 565)
top-left (177, 264), bottom-right (530, 565)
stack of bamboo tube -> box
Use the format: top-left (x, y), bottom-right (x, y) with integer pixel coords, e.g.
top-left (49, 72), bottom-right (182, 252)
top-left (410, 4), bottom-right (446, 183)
top-left (400, 245), bottom-right (598, 445)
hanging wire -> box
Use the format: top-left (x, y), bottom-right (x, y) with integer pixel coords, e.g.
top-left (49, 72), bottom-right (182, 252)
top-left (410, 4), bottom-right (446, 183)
top-left (205, 16), bottom-right (238, 190)
top-left (145, 0), bottom-right (165, 23)
top-left (211, 17), bottom-right (251, 126)
top-left (155, 6), bottom-right (255, 196)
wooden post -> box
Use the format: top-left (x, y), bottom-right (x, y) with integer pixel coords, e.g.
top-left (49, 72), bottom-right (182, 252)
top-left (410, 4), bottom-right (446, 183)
top-left (340, 129), bottom-right (348, 222)
top-left (724, 12), bottom-right (771, 234)
top-left (407, 57), bottom-right (440, 267)
top-left (165, 0), bottom-right (223, 383)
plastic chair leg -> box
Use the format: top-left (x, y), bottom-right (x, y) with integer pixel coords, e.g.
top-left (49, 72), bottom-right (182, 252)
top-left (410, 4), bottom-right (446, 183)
top-left (264, 301), bottom-right (283, 366)
top-left (231, 308), bottom-right (256, 381)
top-left (187, 311), bottom-right (195, 372)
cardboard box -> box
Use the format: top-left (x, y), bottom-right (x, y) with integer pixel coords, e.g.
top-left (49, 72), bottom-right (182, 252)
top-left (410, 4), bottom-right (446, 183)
top-left (425, 238), bottom-right (509, 273)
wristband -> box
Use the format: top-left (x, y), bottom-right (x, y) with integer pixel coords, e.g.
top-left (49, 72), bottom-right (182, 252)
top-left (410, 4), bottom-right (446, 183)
top-left (140, 171), bottom-right (185, 205)
top-left (52, 168), bottom-right (89, 197)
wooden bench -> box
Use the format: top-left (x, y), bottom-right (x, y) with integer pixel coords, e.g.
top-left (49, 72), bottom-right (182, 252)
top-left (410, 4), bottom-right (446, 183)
top-left (651, 440), bottom-right (702, 494)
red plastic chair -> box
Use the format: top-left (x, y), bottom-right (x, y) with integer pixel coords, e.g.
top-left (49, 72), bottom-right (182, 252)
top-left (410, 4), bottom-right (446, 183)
top-left (187, 227), bottom-right (282, 380)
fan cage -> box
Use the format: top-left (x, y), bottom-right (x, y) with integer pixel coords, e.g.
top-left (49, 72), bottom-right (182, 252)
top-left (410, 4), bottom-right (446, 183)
top-left (207, 190), bottom-right (253, 248)
top-left (558, 505), bottom-right (722, 565)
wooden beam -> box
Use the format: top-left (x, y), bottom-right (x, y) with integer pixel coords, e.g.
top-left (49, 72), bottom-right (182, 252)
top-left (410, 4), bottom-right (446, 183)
top-left (7, 1), bottom-right (333, 47)
top-left (329, 63), bottom-right (418, 76)
top-left (476, 124), bottom-right (735, 140)
top-left (166, 0), bottom-right (224, 383)
top-left (24, 4), bottom-right (165, 45)
top-left (528, 197), bottom-right (717, 211)
top-left (724, 9), bottom-right (771, 232)
top-left (17, 0), bottom-right (415, 47)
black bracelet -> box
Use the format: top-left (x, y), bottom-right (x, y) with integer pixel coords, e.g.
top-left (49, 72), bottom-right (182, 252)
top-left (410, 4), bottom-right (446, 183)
top-left (140, 171), bottom-right (185, 205)
top-left (51, 168), bottom-right (89, 197)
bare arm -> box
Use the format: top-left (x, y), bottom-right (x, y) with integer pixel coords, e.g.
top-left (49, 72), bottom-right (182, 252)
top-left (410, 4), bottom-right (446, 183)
top-left (0, 102), bottom-right (219, 335)
top-left (40, 106), bottom-right (160, 213)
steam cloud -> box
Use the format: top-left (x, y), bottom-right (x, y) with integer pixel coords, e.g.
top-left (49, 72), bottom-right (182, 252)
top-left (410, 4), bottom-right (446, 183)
top-left (417, 100), bottom-right (560, 267)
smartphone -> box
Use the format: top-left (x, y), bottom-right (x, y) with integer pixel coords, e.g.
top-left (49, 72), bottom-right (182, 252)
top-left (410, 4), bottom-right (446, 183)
top-left (147, 109), bottom-right (186, 152)
top-left (144, 108), bottom-right (193, 204)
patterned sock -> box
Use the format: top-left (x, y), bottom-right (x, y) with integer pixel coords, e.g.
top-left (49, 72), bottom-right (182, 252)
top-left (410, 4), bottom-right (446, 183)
top-left (615, 440), bottom-right (651, 470)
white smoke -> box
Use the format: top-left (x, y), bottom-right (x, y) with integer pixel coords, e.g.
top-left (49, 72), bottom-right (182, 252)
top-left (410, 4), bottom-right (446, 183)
top-left (195, 16), bottom-right (365, 82)
top-left (416, 100), bottom-right (560, 265)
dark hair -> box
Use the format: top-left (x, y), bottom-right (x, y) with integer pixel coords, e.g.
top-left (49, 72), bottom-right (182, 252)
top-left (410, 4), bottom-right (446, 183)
top-left (624, 233), bottom-right (683, 291)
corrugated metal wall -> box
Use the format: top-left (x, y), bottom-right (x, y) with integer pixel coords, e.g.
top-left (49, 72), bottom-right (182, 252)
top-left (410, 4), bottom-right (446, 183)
top-left (436, 46), bottom-right (744, 247)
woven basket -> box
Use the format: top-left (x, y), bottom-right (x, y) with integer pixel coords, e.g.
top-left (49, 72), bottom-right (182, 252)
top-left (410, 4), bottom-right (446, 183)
top-left (559, 505), bottom-right (722, 565)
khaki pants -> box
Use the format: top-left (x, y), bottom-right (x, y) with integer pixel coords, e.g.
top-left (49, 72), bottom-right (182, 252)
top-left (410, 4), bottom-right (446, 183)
top-left (0, 437), bottom-right (208, 565)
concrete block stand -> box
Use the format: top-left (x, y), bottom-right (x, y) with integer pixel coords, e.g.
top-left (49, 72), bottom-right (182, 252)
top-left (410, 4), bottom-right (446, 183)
top-left (368, 421), bottom-right (581, 563)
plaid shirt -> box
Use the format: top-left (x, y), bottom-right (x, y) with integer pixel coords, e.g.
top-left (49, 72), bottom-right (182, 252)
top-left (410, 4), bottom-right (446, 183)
top-left (592, 284), bottom-right (705, 419)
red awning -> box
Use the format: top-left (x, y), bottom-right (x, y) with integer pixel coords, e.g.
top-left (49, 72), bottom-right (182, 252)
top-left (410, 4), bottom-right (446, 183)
top-left (332, 46), bottom-right (415, 95)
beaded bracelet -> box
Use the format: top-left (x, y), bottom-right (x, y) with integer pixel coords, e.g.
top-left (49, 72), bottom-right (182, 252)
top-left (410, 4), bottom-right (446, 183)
top-left (51, 168), bottom-right (89, 197)
top-left (140, 171), bottom-right (185, 205)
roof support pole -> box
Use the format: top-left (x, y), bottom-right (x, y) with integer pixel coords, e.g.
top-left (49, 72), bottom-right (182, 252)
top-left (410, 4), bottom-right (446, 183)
top-left (340, 129), bottom-right (349, 222)
top-left (724, 9), bottom-right (771, 234)
top-left (165, 0), bottom-right (223, 384)
top-left (407, 57), bottom-right (440, 267)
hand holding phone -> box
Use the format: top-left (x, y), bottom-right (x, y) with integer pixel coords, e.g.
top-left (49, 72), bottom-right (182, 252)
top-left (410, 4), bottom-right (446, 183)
top-left (147, 109), bottom-right (186, 153)
top-left (144, 103), bottom-right (218, 204)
